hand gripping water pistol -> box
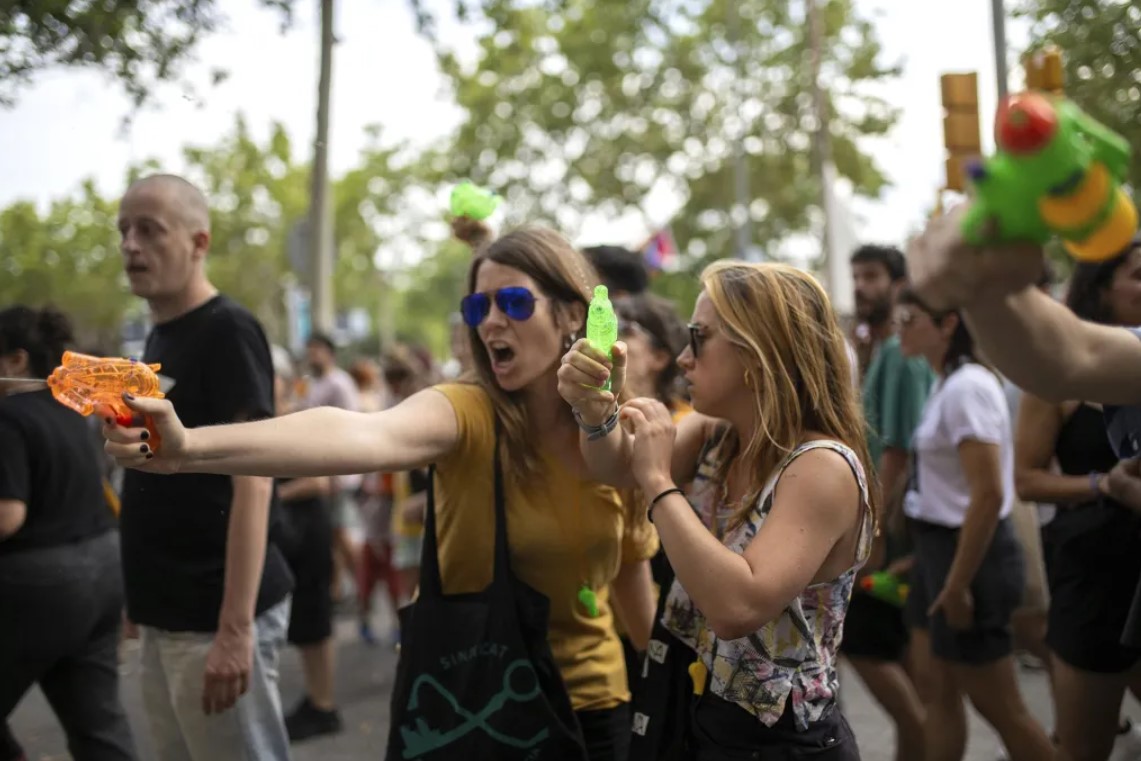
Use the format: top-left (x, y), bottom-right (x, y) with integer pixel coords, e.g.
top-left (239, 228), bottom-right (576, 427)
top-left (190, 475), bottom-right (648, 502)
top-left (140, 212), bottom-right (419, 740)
top-left (586, 285), bottom-right (618, 393)
top-left (960, 91), bottom-right (1137, 262)
top-left (449, 181), bottom-right (501, 221)
top-left (2, 351), bottom-right (167, 450)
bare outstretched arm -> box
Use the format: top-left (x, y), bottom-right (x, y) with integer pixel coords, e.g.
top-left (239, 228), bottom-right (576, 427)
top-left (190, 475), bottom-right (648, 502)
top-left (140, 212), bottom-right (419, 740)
top-left (966, 288), bottom-right (1141, 405)
top-left (103, 387), bottom-right (459, 477)
top-left (905, 203), bottom-right (1141, 405)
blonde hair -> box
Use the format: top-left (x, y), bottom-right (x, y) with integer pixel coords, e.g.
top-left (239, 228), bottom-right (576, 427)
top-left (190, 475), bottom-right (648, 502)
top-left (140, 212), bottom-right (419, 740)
top-left (702, 260), bottom-right (877, 532)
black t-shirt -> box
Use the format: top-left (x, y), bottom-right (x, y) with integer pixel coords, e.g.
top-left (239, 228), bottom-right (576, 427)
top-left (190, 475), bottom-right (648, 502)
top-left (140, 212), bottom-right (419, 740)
top-left (119, 295), bottom-right (293, 632)
top-left (0, 389), bottom-right (114, 556)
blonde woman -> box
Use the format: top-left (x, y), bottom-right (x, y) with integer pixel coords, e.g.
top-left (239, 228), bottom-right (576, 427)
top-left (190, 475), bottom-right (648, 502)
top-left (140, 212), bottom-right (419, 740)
top-left (560, 261), bottom-right (876, 758)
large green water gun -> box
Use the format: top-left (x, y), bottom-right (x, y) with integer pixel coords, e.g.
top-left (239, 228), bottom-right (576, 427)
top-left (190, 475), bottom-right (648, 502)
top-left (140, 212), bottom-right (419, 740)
top-left (449, 181), bottom-right (501, 221)
top-left (960, 91), bottom-right (1137, 262)
top-left (586, 285), bottom-right (618, 393)
top-left (859, 570), bottom-right (909, 608)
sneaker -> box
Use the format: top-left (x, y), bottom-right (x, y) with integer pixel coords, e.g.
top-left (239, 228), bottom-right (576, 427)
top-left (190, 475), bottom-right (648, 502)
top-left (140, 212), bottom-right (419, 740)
top-left (1109, 718), bottom-right (1141, 761)
top-left (359, 619), bottom-right (378, 646)
top-left (285, 696), bottom-right (343, 743)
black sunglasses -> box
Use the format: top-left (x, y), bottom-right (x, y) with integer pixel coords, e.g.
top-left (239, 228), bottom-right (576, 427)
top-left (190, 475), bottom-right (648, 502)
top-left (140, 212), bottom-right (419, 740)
top-left (460, 287), bottom-right (539, 327)
top-left (687, 323), bottom-right (706, 358)
top-left (897, 301), bottom-right (949, 327)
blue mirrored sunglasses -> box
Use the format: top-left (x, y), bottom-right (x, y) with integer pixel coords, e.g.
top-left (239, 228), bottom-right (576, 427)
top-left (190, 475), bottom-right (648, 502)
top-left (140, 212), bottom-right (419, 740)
top-left (460, 286), bottom-right (538, 327)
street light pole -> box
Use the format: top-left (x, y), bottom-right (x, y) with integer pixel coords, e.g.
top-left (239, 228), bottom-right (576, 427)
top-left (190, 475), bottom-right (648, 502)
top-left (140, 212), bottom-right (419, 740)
top-left (727, 0), bottom-right (752, 260)
top-left (309, 0), bottom-right (336, 334)
top-left (992, 0), bottom-right (1009, 99)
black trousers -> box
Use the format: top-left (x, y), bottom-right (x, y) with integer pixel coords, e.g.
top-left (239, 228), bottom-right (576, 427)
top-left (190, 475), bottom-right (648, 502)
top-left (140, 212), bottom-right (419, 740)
top-left (578, 703), bottom-right (632, 761)
top-left (0, 530), bottom-right (137, 761)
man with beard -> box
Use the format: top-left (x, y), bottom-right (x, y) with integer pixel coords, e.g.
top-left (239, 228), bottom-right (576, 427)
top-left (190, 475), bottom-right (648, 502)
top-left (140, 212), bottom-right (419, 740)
top-left (842, 244), bottom-right (934, 761)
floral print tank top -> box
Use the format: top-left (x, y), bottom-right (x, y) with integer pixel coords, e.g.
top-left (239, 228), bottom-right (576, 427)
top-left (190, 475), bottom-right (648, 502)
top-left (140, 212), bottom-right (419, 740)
top-left (661, 438), bottom-right (873, 730)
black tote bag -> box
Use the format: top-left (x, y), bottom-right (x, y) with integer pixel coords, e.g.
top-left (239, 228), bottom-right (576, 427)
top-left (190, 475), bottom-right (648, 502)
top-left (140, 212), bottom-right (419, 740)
top-left (627, 559), bottom-right (697, 760)
top-left (629, 430), bottom-right (731, 759)
top-left (385, 428), bottom-right (588, 761)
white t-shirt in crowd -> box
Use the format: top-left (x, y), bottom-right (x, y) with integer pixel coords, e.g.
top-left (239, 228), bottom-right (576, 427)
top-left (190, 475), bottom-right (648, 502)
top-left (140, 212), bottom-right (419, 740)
top-left (904, 363), bottom-right (1015, 528)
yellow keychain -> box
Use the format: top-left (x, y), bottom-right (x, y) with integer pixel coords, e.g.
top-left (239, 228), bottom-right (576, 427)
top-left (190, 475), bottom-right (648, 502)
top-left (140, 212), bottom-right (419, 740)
top-left (688, 661), bottom-right (707, 696)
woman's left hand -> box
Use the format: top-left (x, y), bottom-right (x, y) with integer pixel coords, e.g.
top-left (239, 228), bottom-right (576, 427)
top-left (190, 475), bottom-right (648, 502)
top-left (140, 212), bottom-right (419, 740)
top-left (929, 584), bottom-right (974, 630)
top-left (619, 398), bottom-right (677, 492)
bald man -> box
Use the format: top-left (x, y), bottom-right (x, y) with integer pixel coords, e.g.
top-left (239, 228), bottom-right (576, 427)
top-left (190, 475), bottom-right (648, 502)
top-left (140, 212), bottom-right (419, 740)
top-left (116, 175), bottom-right (295, 760)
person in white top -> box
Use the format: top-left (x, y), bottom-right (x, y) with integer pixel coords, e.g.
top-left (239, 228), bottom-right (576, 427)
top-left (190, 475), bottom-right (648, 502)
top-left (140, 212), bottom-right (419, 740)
top-left (895, 288), bottom-right (1053, 761)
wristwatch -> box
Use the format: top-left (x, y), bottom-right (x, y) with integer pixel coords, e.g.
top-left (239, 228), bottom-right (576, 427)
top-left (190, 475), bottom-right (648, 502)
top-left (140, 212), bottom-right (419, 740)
top-left (573, 405), bottom-right (619, 441)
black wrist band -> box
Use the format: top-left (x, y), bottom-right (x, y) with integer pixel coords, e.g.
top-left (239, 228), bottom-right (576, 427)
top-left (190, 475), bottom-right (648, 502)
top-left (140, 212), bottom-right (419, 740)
top-left (648, 486), bottom-right (684, 522)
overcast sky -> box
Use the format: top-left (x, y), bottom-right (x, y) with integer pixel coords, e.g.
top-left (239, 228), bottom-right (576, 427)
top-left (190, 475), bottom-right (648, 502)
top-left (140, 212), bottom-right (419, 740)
top-left (0, 0), bottom-right (1029, 256)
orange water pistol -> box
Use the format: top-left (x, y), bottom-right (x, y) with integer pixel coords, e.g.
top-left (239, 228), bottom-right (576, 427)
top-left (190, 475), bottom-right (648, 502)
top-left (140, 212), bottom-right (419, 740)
top-left (46, 351), bottom-right (165, 449)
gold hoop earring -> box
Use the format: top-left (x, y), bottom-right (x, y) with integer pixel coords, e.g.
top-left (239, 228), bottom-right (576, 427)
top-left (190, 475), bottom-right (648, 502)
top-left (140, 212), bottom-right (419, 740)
top-left (744, 369), bottom-right (753, 388)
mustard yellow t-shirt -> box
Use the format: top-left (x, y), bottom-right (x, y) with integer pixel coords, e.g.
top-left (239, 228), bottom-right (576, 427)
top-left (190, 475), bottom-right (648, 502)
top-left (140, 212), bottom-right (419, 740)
top-left (432, 383), bottom-right (658, 711)
top-left (613, 397), bottom-right (695, 639)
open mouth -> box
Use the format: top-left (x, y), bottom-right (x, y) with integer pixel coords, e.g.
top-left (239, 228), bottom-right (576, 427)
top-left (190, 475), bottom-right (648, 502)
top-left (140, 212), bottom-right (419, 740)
top-left (487, 342), bottom-right (516, 371)
top-left (126, 263), bottom-right (149, 276)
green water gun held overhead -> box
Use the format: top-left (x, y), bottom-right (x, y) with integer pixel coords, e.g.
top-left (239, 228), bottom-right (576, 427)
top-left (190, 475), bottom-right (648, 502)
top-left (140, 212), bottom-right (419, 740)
top-left (960, 91), bottom-right (1137, 263)
top-left (449, 181), bottom-right (501, 221)
top-left (586, 285), bottom-right (618, 393)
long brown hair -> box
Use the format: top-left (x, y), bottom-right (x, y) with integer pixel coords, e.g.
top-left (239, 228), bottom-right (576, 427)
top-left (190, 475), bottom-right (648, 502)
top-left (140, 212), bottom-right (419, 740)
top-left (702, 261), bottom-right (878, 532)
top-left (457, 221), bottom-right (597, 483)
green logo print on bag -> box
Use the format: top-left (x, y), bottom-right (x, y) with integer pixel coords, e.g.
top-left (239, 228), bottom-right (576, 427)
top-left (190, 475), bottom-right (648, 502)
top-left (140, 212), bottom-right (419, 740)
top-left (399, 658), bottom-right (550, 759)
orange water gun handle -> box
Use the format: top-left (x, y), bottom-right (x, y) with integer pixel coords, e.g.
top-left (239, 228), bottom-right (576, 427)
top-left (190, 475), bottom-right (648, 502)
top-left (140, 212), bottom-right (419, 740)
top-left (108, 400), bottom-right (163, 454)
top-left (46, 352), bottom-right (166, 452)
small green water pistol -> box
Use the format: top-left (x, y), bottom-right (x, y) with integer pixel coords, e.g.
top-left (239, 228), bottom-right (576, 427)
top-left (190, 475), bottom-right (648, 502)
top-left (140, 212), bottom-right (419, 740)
top-left (860, 571), bottom-right (909, 608)
top-left (449, 181), bottom-right (501, 221)
top-left (586, 285), bottom-right (618, 392)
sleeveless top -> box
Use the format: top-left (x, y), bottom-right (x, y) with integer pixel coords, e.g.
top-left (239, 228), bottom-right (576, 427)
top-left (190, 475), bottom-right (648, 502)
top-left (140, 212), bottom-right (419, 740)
top-left (1051, 401), bottom-right (1141, 549)
top-left (1055, 403), bottom-right (1118, 481)
top-left (661, 437), bottom-right (874, 730)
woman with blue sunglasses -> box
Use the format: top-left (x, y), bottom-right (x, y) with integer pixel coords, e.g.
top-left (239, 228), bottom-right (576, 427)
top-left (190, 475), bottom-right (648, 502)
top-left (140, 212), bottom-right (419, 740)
top-left (559, 261), bottom-right (877, 759)
top-left (101, 220), bottom-right (658, 761)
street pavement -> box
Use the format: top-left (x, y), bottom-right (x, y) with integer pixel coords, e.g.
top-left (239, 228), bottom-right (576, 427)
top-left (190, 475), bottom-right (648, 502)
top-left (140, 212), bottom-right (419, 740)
top-left (10, 606), bottom-right (1139, 761)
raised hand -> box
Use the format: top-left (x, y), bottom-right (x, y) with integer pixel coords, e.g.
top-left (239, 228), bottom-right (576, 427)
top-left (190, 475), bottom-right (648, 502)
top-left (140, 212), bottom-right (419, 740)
top-left (618, 397), bottom-right (677, 493)
top-left (557, 338), bottom-right (627, 426)
top-left (906, 203), bottom-right (1047, 313)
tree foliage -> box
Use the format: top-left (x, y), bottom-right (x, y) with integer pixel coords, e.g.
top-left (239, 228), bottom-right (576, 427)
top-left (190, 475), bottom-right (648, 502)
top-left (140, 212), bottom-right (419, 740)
top-left (1013, 0), bottom-right (1141, 280)
top-left (1016, 0), bottom-right (1141, 191)
top-left (0, 182), bottom-right (127, 350)
top-left (417, 0), bottom-right (900, 271)
top-left (0, 118), bottom-right (446, 352)
top-left (2, 0), bottom-right (908, 358)
top-left (0, 0), bottom-right (294, 108)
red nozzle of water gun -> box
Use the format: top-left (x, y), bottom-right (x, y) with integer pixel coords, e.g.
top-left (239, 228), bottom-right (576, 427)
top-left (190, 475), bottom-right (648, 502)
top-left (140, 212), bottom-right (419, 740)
top-left (996, 92), bottom-right (1058, 155)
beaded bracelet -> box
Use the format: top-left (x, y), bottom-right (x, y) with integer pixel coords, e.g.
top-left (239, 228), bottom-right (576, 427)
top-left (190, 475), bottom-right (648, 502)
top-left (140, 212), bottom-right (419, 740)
top-left (572, 405), bottom-right (619, 441)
